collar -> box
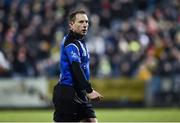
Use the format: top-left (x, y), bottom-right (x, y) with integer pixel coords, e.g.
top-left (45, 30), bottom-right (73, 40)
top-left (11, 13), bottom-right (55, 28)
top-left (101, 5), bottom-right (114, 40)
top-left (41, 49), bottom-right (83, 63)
top-left (68, 30), bottom-right (85, 41)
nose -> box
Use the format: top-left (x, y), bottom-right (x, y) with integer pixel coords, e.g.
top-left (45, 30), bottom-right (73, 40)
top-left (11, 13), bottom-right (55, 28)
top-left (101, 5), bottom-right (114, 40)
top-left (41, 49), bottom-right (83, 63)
top-left (83, 25), bottom-right (87, 28)
top-left (83, 23), bottom-right (88, 29)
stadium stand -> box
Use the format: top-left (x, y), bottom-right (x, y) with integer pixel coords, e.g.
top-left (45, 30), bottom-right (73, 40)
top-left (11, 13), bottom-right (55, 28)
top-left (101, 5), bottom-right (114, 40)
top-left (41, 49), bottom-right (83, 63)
top-left (0, 0), bottom-right (180, 107)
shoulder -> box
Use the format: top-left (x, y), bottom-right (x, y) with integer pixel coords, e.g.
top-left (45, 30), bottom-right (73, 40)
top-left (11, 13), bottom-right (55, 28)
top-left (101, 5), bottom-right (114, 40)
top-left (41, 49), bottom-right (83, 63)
top-left (64, 36), bottom-right (80, 49)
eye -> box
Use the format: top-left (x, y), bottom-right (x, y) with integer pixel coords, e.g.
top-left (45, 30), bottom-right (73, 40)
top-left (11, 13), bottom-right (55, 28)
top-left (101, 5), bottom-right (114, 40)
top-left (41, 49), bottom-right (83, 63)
top-left (79, 20), bottom-right (89, 24)
top-left (79, 20), bottom-right (84, 23)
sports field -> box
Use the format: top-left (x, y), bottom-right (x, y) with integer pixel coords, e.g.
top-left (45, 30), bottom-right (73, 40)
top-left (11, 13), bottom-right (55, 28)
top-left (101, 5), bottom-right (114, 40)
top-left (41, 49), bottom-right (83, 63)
top-left (0, 108), bottom-right (180, 122)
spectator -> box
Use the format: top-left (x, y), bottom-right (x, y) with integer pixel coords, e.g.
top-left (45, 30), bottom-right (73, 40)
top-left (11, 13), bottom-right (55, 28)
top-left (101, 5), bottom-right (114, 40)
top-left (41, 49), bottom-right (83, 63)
top-left (0, 50), bottom-right (10, 77)
top-left (0, 0), bottom-right (179, 79)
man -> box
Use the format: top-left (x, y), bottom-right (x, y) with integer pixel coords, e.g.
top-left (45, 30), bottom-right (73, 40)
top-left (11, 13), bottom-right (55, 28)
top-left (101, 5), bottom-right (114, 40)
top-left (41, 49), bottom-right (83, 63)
top-left (0, 50), bottom-right (10, 76)
top-left (52, 10), bottom-right (103, 122)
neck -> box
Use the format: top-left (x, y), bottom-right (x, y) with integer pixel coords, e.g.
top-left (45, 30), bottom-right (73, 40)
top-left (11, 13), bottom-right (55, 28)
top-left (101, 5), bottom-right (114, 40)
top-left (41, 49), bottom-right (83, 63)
top-left (69, 30), bottom-right (84, 40)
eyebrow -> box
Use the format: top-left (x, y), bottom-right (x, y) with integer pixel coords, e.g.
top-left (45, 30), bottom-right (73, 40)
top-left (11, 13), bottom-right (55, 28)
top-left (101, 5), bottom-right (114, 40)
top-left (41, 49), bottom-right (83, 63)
top-left (79, 20), bottom-right (89, 23)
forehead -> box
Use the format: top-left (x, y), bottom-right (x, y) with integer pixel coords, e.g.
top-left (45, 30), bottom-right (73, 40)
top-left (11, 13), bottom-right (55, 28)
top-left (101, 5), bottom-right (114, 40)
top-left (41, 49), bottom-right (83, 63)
top-left (74, 13), bottom-right (88, 21)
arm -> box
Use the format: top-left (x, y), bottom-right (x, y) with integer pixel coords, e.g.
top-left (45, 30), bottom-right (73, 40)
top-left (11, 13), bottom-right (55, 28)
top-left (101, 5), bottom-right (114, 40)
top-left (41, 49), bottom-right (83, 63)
top-left (71, 61), bottom-right (93, 93)
top-left (71, 61), bottom-right (103, 101)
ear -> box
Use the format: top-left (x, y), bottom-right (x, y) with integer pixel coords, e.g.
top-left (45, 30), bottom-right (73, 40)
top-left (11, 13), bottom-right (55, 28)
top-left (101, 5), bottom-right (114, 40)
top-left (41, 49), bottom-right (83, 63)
top-left (69, 21), bottom-right (74, 29)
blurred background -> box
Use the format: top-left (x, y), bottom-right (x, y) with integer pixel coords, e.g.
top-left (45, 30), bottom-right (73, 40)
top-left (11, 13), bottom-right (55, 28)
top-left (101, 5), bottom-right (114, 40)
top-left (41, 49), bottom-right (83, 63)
top-left (0, 0), bottom-right (180, 112)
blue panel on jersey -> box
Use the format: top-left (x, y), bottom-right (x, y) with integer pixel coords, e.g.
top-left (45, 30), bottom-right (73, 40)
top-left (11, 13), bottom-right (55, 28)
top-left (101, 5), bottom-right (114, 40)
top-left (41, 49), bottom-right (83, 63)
top-left (65, 43), bottom-right (81, 63)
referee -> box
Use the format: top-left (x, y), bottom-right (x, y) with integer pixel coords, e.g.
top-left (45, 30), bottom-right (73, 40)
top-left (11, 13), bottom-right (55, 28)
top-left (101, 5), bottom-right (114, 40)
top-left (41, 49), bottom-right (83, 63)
top-left (52, 10), bottom-right (103, 122)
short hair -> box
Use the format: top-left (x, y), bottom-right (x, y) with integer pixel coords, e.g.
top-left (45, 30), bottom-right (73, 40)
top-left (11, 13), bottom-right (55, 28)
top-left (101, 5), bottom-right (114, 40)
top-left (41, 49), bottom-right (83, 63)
top-left (69, 10), bottom-right (87, 22)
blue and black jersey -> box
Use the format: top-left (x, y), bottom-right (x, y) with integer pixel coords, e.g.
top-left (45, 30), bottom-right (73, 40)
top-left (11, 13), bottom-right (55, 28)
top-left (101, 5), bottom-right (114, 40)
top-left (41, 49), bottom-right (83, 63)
top-left (59, 30), bottom-right (92, 93)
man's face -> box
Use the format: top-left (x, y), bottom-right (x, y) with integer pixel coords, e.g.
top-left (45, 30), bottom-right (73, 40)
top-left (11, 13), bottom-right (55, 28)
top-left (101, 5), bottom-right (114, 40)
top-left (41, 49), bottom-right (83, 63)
top-left (70, 13), bottom-right (89, 36)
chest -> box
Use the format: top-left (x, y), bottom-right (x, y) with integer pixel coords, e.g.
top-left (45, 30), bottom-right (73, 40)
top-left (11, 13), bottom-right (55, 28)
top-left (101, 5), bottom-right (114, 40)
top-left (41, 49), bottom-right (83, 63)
top-left (78, 41), bottom-right (90, 63)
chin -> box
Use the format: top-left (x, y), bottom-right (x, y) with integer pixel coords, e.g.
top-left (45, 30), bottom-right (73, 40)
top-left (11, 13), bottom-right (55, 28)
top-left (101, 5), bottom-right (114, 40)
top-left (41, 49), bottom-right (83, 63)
top-left (82, 32), bottom-right (87, 35)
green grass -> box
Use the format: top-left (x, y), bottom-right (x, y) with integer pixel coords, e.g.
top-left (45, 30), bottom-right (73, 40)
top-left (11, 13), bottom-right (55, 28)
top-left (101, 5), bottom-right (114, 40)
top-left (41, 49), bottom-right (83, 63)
top-left (96, 108), bottom-right (180, 122)
top-left (0, 108), bottom-right (180, 122)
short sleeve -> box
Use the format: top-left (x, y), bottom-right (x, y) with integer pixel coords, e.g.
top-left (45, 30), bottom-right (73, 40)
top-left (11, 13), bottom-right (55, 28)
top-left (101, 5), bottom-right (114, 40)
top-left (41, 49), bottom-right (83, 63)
top-left (65, 43), bottom-right (81, 63)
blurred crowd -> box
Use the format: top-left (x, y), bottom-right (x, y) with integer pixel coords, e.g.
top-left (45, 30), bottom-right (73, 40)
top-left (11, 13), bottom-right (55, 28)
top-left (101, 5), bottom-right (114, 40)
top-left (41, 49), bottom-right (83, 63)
top-left (0, 0), bottom-right (180, 80)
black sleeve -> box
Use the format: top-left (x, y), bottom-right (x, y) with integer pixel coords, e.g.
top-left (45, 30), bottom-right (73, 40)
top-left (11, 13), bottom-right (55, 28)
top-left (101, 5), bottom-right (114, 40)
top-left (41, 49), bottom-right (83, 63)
top-left (71, 61), bottom-right (93, 93)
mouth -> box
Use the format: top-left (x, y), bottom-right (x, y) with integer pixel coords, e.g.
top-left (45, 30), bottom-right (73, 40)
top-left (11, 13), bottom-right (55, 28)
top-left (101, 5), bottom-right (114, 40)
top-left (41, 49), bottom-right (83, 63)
top-left (82, 29), bottom-right (87, 33)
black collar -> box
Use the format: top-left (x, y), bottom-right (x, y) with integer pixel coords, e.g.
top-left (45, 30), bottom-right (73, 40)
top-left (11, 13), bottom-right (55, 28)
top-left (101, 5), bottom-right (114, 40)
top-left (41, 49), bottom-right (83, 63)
top-left (68, 30), bottom-right (84, 41)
